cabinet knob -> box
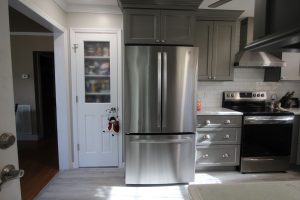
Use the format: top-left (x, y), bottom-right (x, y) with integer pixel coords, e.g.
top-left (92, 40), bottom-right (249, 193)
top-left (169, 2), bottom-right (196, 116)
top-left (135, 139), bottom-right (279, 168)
top-left (224, 120), bottom-right (231, 124)
top-left (213, 76), bottom-right (216, 80)
top-left (203, 134), bottom-right (210, 140)
top-left (161, 40), bottom-right (166, 43)
top-left (281, 76), bottom-right (285, 80)
top-left (208, 76), bottom-right (212, 79)
top-left (223, 134), bottom-right (230, 139)
top-left (205, 120), bottom-right (211, 125)
top-left (222, 153), bottom-right (230, 158)
top-left (155, 40), bottom-right (160, 43)
top-left (202, 154), bottom-right (209, 159)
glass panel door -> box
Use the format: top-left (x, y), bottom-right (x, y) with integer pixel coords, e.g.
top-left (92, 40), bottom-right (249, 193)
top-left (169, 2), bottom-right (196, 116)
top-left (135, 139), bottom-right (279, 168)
top-left (84, 41), bottom-right (111, 103)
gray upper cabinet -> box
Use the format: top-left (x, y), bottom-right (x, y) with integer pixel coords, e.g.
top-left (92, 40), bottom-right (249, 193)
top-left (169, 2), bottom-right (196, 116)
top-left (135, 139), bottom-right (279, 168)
top-left (196, 21), bottom-right (236, 81)
top-left (124, 9), bottom-right (161, 44)
top-left (161, 11), bottom-right (195, 45)
top-left (124, 9), bottom-right (195, 45)
top-left (281, 53), bottom-right (300, 81)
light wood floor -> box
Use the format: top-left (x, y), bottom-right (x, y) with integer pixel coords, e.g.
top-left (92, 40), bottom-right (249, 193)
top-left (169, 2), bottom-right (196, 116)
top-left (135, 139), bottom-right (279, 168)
top-left (18, 138), bottom-right (59, 200)
top-left (35, 167), bottom-right (300, 200)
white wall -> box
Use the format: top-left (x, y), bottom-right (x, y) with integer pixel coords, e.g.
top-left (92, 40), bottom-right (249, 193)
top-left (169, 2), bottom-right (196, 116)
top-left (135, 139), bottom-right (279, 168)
top-left (11, 35), bottom-right (54, 138)
top-left (67, 13), bottom-right (123, 29)
top-left (20, 0), bottom-right (67, 27)
top-left (198, 68), bottom-right (300, 107)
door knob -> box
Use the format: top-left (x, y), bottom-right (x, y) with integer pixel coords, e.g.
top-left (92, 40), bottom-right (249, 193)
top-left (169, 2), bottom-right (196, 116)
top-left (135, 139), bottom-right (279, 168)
top-left (0, 133), bottom-right (15, 149)
top-left (0, 165), bottom-right (24, 191)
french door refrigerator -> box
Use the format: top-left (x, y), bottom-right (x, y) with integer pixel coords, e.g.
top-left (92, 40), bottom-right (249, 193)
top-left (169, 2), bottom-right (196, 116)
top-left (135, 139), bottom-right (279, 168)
top-left (124, 46), bottom-right (198, 184)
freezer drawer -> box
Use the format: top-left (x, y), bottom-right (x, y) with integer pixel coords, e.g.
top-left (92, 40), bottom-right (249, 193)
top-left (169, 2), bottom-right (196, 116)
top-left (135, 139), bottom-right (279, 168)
top-left (125, 134), bottom-right (195, 184)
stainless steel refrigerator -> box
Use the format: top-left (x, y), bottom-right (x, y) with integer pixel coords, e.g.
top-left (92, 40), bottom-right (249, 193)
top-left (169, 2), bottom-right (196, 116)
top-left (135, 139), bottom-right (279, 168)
top-left (124, 46), bottom-right (198, 184)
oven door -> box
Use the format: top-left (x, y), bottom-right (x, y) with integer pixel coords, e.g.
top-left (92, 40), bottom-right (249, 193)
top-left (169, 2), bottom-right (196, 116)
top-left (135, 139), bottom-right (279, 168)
top-left (242, 115), bottom-right (294, 157)
top-left (241, 115), bottom-right (294, 172)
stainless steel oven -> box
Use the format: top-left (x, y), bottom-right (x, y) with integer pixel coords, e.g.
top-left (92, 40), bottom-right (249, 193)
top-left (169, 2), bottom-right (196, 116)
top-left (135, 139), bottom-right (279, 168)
top-left (222, 91), bottom-right (295, 173)
top-left (241, 115), bottom-right (294, 173)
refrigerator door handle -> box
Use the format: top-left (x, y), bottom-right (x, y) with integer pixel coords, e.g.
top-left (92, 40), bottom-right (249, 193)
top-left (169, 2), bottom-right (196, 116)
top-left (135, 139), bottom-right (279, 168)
top-left (162, 52), bottom-right (167, 128)
top-left (130, 138), bottom-right (193, 144)
top-left (157, 52), bottom-right (162, 128)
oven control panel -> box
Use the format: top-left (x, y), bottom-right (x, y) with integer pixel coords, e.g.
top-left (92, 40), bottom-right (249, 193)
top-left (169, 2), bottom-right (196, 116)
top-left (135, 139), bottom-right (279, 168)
top-left (224, 91), bottom-right (267, 101)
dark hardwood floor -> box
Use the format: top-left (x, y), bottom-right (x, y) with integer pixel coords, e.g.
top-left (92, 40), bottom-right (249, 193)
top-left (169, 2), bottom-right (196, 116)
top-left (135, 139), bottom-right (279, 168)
top-left (18, 137), bottom-right (59, 200)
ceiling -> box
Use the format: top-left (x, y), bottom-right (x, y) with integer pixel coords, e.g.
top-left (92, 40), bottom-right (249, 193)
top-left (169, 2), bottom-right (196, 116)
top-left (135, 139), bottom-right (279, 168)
top-left (54, 0), bottom-right (255, 18)
top-left (199, 0), bottom-right (255, 18)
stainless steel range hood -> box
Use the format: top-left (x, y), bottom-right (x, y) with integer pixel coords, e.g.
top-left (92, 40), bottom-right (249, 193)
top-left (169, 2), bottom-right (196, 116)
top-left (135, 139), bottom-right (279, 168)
top-left (234, 51), bottom-right (285, 68)
top-left (235, 17), bottom-right (285, 68)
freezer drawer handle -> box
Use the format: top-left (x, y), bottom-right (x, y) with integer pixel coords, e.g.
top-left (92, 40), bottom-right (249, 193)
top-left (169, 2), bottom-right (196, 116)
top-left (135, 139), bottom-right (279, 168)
top-left (130, 138), bottom-right (192, 144)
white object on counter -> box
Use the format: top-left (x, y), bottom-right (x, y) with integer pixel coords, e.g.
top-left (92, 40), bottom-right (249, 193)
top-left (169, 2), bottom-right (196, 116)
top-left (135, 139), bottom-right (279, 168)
top-left (197, 107), bottom-right (243, 116)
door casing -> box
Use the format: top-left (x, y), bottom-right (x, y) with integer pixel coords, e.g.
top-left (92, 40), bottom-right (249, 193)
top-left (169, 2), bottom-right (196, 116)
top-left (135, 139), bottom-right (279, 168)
top-left (70, 28), bottom-right (123, 168)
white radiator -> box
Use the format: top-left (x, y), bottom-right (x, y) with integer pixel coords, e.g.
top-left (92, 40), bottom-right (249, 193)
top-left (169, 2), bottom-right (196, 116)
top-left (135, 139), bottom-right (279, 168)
top-left (16, 104), bottom-right (33, 138)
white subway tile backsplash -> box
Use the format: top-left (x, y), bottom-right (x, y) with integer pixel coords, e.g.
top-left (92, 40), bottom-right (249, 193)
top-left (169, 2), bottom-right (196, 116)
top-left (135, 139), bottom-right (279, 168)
top-left (198, 68), bottom-right (300, 107)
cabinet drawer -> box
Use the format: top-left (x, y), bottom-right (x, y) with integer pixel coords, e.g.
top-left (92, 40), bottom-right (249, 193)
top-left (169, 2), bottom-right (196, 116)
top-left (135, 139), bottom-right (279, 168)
top-left (196, 145), bottom-right (240, 167)
top-left (196, 128), bottom-right (241, 145)
top-left (197, 115), bottom-right (242, 128)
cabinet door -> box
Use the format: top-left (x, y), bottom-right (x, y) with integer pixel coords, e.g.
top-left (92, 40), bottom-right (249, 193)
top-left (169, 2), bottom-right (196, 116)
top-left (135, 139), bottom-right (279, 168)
top-left (195, 21), bottom-right (213, 80)
top-left (281, 53), bottom-right (300, 80)
top-left (124, 9), bottom-right (160, 44)
top-left (161, 10), bottom-right (195, 45)
top-left (211, 21), bottom-right (235, 81)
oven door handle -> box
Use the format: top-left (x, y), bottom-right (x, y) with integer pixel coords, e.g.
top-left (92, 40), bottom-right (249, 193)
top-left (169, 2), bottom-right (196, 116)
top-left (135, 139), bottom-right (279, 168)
top-left (244, 116), bottom-right (294, 124)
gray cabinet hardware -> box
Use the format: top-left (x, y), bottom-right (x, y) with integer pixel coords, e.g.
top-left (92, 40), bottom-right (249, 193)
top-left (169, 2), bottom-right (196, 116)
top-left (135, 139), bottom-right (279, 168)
top-left (0, 133), bottom-right (15, 149)
top-left (0, 165), bottom-right (24, 191)
top-left (222, 153), bottom-right (230, 158)
top-left (224, 134), bottom-right (231, 139)
top-left (203, 134), bottom-right (210, 139)
top-left (224, 119), bottom-right (231, 124)
top-left (202, 154), bottom-right (209, 159)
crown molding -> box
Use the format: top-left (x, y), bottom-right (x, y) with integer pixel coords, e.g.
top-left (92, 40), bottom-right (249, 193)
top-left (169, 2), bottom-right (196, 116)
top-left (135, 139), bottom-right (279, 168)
top-left (54, 0), bottom-right (122, 15)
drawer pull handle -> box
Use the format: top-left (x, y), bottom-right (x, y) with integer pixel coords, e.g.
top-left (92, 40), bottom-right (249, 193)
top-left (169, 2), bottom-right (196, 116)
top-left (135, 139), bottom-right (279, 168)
top-left (205, 120), bottom-right (211, 125)
top-left (203, 135), bottom-right (210, 140)
top-left (222, 153), bottom-right (230, 158)
top-left (202, 154), bottom-right (209, 159)
top-left (223, 134), bottom-right (230, 139)
top-left (224, 120), bottom-right (231, 124)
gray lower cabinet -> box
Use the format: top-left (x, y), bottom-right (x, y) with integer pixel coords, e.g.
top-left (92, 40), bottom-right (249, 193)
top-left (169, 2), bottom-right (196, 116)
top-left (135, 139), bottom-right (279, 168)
top-left (124, 9), bottom-right (195, 45)
top-left (195, 21), bottom-right (236, 81)
top-left (196, 115), bottom-right (242, 169)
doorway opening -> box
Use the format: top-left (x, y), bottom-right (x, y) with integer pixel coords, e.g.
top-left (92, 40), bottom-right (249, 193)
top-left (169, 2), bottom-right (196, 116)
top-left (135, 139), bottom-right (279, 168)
top-left (9, 7), bottom-right (59, 200)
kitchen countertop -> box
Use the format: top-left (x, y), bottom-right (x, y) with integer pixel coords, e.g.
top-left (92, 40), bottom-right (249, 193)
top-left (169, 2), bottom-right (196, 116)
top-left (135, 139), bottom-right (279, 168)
top-left (288, 108), bottom-right (300, 115)
top-left (197, 107), bottom-right (243, 116)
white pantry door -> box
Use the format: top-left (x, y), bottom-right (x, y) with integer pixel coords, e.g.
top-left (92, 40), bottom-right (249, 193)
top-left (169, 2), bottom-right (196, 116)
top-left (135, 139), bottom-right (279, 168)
top-left (0, 0), bottom-right (22, 199)
top-left (75, 32), bottom-right (119, 167)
